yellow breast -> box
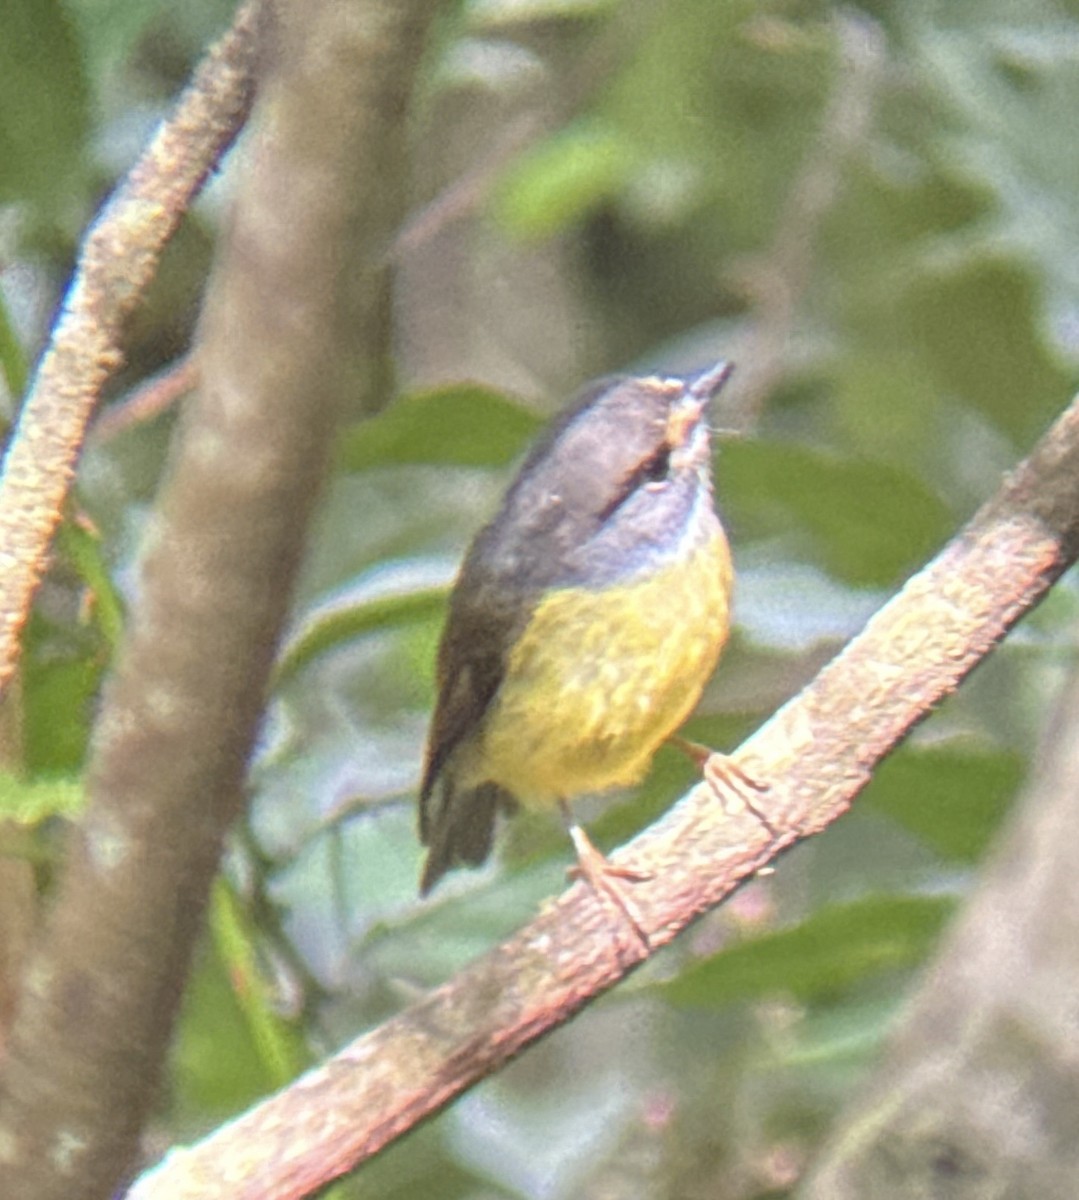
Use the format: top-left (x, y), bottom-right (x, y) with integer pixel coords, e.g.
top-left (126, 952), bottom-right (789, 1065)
top-left (470, 527), bottom-right (732, 807)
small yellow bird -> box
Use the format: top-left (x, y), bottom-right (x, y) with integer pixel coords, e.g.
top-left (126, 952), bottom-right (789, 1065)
top-left (419, 361), bottom-right (744, 931)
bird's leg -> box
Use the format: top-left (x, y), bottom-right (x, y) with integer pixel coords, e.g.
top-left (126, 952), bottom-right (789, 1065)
top-left (671, 735), bottom-right (776, 837)
top-left (561, 800), bottom-right (651, 948)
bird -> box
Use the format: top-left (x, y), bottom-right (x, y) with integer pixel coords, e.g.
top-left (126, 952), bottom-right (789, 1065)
top-left (418, 360), bottom-right (751, 939)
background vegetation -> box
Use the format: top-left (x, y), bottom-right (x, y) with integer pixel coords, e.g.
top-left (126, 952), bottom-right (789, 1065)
top-left (3, 0), bottom-right (1078, 1196)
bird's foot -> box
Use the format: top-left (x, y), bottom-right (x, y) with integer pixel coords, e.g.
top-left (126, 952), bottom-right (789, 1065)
top-left (672, 736), bottom-right (775, 837)
top-left (566, 822), bottom-right (652, 950)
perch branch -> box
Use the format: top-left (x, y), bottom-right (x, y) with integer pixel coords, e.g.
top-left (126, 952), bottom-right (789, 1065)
top-left (128, 388), bottom-right (1079, 1199)
top-left (91, 355), bottom-right (200, 442)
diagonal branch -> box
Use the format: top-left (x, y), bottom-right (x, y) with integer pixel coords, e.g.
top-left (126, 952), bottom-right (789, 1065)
top-left (128, 388), bottom-right (1079, 1200)
top-left (0, 0), bottom-right (260, 699)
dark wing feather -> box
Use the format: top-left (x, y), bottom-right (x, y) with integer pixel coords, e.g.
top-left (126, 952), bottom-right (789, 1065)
top-left (419, 607), bottom-right (507, 815)
top-left (418, 552), bottom-right (530, 845)
top-left (417, 582), bottom-right (523, 892)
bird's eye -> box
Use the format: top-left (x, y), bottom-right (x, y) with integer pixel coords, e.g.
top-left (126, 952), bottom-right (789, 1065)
top-left (598, 442), bottom-right (674, 522)
top-left (642, 444), bottom-right (671, 484)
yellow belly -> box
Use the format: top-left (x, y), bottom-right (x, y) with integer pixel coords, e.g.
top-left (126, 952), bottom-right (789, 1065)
top-left (470, 531), bottom-right (732, 806)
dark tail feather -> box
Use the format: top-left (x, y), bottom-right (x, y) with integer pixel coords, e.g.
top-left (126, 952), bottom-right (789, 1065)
top-left (419, 781), bottom-right (504, 895)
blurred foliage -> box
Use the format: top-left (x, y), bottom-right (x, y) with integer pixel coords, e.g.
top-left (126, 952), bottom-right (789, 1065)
top-left (0, 0), bottom-right (89, 219)
top-left (657, 893), bottom-right (956, 1007)
top-left (4, 0), bottom-right (1079, 1198)
top-left (337, 383), bottom-right (543, 471)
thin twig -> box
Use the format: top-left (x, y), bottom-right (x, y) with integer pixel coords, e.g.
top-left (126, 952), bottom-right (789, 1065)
top-left (127, 390), bottom-right (1079, 1199)
top-left (91, 355), bottom-right (200, 442)
top-left (389, 113), bottom-right (543, 261)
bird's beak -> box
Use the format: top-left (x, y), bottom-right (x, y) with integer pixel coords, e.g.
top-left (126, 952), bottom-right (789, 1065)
top-left (685, 360), bottom-right (734, 402)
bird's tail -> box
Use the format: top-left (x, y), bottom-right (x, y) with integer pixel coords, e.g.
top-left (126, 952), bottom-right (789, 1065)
top-left (419, 780), bottom-right (508, 894)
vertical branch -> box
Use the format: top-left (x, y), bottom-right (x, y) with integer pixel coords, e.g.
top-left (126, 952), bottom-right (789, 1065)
top-left (0, 1), bottom-right (260, 697)
top-left (0, 2), bottom-right (440, 1198)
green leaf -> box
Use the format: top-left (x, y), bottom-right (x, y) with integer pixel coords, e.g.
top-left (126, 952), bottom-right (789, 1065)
top-left (338, 385), bottom-right (541, 472)
top-left (208, 879), bottom-right (305, 1089)
top-left (660, 894), bottom-right (955, 1007)
top-left (866, 743), bottom-right (1022, 862)
top-left (0, 771), bottom-right (84, 824)
top-left (493, 120), bottom-right (636, 239)
top-left (275, 574), bottom-right (451, 687)
top-left (599, 0), bottom-right (830, 241)
top-left (772, 995), bottom-right (901, 1072)
top-left (910, 9), bottom-right (1079, 333)
top-left (174, 912), bottom-right (304, 1118)
top-left (15, 521), bottom-right (119, 776)
top-left (721, 439), bottom-right (954, 587)
top-left (0, 288), bottom-right (29, 402)
top-left (65, 0), bottom-right (169, 80)
top-left (56, 518), bottom-right (126, 651)
top-left (470, 0), bottom-right (618, 26)
top-left (905, 259), bottom-right (1071, 444)
top-left (0, 0), bottom-right (89, 211)
top-left (22, 646), bottom-right (104, 774)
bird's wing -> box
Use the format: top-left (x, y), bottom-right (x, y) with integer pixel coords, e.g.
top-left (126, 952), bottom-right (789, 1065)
top-left (418, 577), bottom-right (525, 840)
